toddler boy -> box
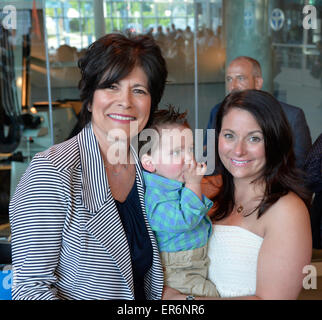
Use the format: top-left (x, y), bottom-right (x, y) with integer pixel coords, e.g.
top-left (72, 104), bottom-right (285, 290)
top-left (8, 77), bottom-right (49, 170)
top-left (140, 106), bottom-right (219, 298)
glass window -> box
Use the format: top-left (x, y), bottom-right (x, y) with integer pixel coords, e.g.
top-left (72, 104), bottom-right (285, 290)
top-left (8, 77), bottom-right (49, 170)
top-left (127, 18), bottom-right (143, 34)
top-left (142, 2), bottom-right (155, 17)
top-left (112, 18), bottom-right (125, 32)
top-left (172, 18), bottom-right (186, 30)
top-left (81, 1), bottom-right (94, 17)
top-left (158, 18), bottom-right (171, 29)
top-left (172, 3), bottom-right (187, 17)
top-left (143, 18), bottom-right (156, 32)
top-left (105, 18), bottom-right (113, 33)
top-left (269, 0), bottom-right (322, 143)
top-left (110, 1), bottom-right (128, 17)
top-left (46, 0), bottom-right (95, 50)
top-left (155, 3), bottom-right (171, 17)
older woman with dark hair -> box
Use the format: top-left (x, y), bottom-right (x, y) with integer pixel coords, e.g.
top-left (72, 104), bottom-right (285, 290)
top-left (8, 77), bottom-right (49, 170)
top-left (164, 89), bottom-right (312, 300)
top-left (10, 33), bottom-right (168, 300)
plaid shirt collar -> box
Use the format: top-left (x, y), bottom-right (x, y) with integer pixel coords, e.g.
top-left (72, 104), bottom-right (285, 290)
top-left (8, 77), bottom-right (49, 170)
top-left (142, 170), bottom-right (183, 191)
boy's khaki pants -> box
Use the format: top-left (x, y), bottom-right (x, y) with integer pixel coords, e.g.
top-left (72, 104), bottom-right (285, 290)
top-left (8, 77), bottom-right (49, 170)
top-left (160, 244), bottom-right (220, 297)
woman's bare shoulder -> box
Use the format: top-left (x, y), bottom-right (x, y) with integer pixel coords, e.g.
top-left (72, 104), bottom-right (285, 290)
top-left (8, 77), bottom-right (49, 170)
top-left (264, 191), bottom-right (310, 233)
top-left (271, 191), bottom-right (308, 214)
top-left (256, 192), bottom-right (312, 299)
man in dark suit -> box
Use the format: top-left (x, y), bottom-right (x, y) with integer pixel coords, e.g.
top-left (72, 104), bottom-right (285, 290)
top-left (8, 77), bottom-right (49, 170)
top-left (205, 56), bottom-right (312, 170)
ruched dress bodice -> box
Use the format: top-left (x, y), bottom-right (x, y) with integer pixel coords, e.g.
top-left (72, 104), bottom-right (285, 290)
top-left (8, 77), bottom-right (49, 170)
top-left (208, 225), bottom-right (263, 298)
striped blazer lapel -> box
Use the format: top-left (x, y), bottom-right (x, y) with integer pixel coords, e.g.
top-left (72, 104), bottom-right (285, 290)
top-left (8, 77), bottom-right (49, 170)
top-left (78, 124), bottom-right (134, 295)
top-left (84, 197), bottom-right (134, 295)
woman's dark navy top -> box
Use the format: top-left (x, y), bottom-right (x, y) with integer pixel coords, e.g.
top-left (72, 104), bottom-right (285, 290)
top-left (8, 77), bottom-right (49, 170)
top-left (115, 180), bottom-right (153, 300)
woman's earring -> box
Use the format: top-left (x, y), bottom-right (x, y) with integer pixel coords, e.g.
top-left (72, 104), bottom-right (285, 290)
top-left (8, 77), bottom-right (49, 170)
top-left (87, 105), bottom-right (92, 112)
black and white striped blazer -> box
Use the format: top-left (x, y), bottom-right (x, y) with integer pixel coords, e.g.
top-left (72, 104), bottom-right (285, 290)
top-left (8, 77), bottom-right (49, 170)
top-left (9, 124), bottom-right (164, 300)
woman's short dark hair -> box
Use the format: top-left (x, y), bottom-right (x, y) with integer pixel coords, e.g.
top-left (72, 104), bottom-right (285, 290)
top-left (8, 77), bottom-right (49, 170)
top-left (212, 89), bottom-right (310, 220)
top-left (78, 32), bottom-right (168, 128)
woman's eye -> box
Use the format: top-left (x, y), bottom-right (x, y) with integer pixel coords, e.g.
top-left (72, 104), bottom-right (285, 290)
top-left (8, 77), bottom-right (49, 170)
top-left (107, 84), bottom-right (117, 90)
top-left (223, 133), bottom-right (234, 139)
top-left (249, 136), bottom-right (261, 143)
top-left (133, 88), bottom-right (147, 95)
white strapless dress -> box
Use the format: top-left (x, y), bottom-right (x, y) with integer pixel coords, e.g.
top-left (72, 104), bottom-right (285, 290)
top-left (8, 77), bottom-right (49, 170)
top-left (208, 225), bottom-right (263, 298)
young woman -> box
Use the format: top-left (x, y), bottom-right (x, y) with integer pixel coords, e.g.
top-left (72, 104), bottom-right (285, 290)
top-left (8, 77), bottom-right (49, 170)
top-left (163, 89), bottom-right (312, 300)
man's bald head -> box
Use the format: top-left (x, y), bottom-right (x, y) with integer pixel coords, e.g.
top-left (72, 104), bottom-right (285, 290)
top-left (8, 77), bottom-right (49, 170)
top-left (226, 56), bottom-right (263, 94)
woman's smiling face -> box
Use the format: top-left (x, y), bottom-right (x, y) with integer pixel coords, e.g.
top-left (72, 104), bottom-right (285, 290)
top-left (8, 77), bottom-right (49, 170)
top-left (91, 66), bottom-right (151, 144)
top-left (218, 107), bottom-right (266, 183)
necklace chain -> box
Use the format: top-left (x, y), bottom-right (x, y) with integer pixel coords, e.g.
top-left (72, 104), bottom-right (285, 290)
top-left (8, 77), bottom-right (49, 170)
top-left (236, 204), bottom-right (258, 216)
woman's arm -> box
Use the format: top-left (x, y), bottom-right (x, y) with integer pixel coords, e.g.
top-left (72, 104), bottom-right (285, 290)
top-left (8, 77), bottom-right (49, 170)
top-left (255, 192), bottom-right (312, 299)
top-left (9, 155), bottom-right (67, 300)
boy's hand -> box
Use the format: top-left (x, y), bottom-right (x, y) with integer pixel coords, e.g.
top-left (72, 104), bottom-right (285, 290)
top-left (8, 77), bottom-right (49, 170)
top-left (196, 161), bottom-right (207, 177)
top-left (183, 161), bottom-right (207, 201)
top-left (183, 160), bottom-right (207, 184)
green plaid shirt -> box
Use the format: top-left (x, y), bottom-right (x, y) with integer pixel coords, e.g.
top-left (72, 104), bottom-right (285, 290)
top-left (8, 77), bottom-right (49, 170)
top-left (143, 171), bottom-right (213, 252)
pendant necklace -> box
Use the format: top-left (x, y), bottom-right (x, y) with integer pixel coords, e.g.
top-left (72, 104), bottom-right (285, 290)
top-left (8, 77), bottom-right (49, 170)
top-left (236, 205), bottom-right (244, 214)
